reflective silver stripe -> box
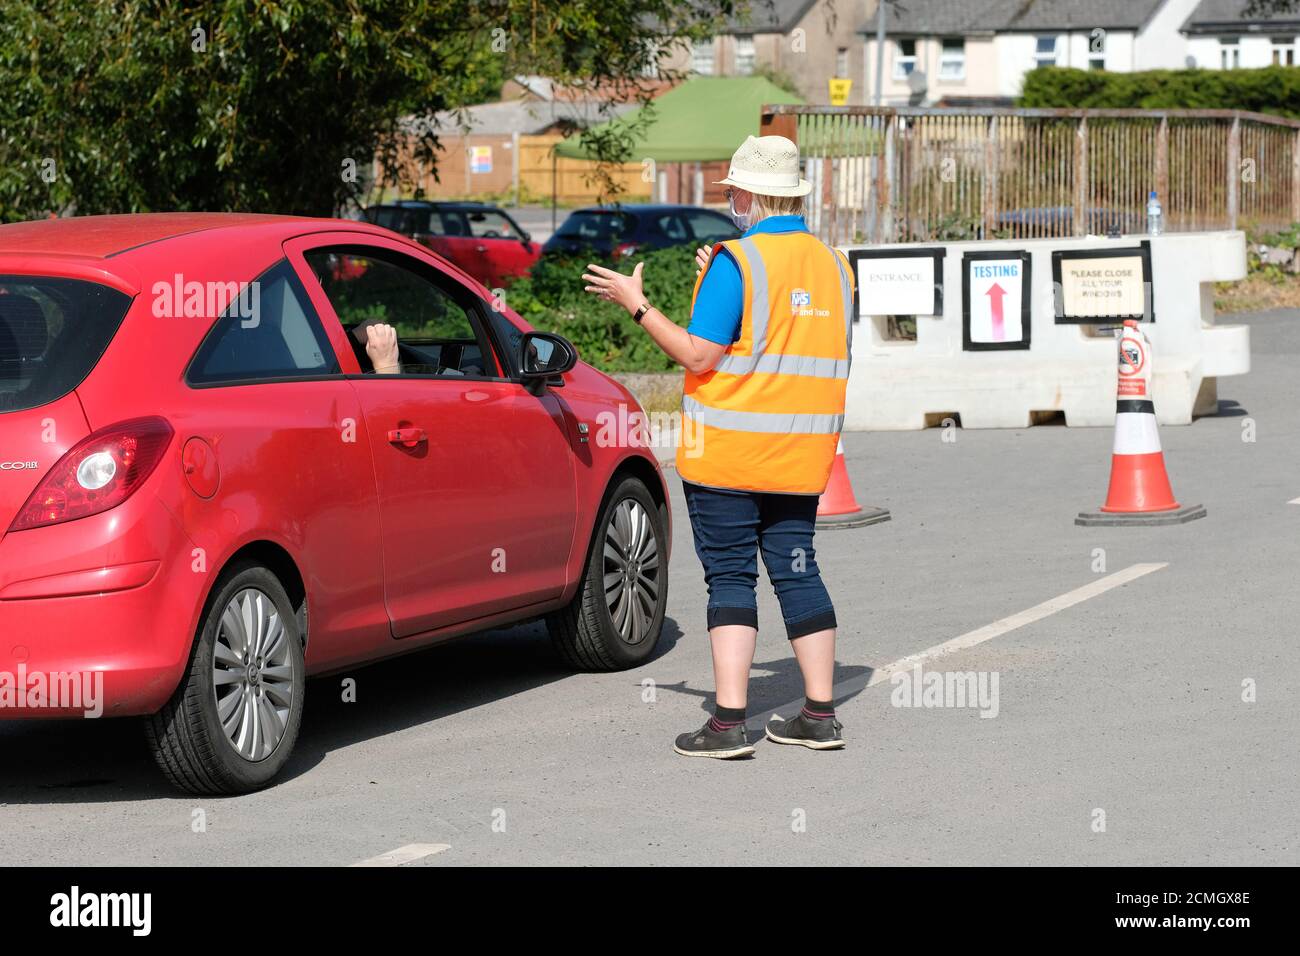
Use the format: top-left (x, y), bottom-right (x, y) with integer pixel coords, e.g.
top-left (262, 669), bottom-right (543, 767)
top-left (830, 246), bottom-right (854, 371)
top-left (714, 352), bottom-right (850, 378)
top-left (682, 395), bottom-right (844, 434)
top-left (714, 237), bottom-right (769, 375)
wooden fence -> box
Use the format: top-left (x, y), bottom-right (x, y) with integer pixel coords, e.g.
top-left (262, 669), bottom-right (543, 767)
top-left (761, 105), bottom-right (1300, 247)
top-left (380, 133), bottom-right (651, 205)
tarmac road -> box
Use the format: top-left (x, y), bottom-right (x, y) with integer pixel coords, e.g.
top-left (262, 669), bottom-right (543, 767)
top-left (1, 310), bottom-right (1296, 866)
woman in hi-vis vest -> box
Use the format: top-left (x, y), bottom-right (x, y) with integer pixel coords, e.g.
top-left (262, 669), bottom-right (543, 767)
top-left (583, 135), bottom-right (853, 759)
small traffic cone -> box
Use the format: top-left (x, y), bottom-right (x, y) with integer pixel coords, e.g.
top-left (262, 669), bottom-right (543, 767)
top-left (1076, 321), bottom-right (1205, 526)
top-left (816, 438), bottom-right (891, 529)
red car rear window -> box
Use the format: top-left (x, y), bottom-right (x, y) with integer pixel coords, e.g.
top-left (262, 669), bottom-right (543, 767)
top-left (0, 277), bottom-right (132, 414)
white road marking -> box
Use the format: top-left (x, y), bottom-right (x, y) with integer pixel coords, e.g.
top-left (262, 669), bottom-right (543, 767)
top-left (749, 562), bottom-right (1169, 728)
top-left (1289, 497), bottom-right (1300, 504)
top-left (350, 843), bottom-right (450, 867)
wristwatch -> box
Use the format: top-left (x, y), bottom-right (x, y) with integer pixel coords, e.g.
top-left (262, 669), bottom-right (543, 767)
top-left (632, 302), bottom-right (651, 325)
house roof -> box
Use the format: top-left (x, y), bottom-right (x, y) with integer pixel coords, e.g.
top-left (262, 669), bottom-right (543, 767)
top-left (858, 0), bottom-right (1169, 37)
top-left (553, 75), bottom-right (804, 163)
top-left (410, 97), bottom-right (640, 137)
top-left (1182, 0), bottom-right (1300, 34)
top-left (725, 0), bottom-right (820, 34)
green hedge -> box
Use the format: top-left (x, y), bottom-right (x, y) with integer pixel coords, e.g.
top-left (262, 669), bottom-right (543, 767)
top-left (1019, 66), bottom-right (1300, 119)
top-left (503, 244), bottom-right (702, 373)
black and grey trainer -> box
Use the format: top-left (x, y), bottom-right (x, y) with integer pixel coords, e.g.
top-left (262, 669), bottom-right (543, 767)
top-left (673, 721), bottom-right (755, 759)
top-left (765, 713), bottom-right (845, 750)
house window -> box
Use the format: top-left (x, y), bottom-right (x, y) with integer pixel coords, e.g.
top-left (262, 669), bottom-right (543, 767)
top-left (836, 47), bottom-right (849, 78)
top-left (1272, 37), bottom-right (1296, 65)
top-left (734, 35), bottom-right (755, 75)
top-left (1220, 37), bottom-right (1241, 69)
top-left (939, 38), bottom-right (966, 79)
top-left (1088, 31), bottom-right (1106, 70)
top-left (1034, 35), bottom-right (1059, 68)
top-left (692, 38), bottom-right (715, 75)
top-left (894, 39), bottom-right (917, 79)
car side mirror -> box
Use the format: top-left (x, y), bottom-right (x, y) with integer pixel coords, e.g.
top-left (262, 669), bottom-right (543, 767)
top-left (519, 331), bottom-right (577, 390)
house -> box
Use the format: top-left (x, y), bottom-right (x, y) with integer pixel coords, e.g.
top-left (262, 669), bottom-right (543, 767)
top-left (1182, 0), bottom-right (1300, 69)
top-left (657, 0), bottom-right (872, 104)
top-left (859, 0), bottom-right (1204, 106)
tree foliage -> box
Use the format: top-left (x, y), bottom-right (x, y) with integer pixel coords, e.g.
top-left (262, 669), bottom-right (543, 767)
top-left (0, 1), bottom-right (736, 219)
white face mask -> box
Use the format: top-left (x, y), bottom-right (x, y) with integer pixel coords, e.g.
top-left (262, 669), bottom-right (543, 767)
top-left (728, 192), bottom-right (751, 230)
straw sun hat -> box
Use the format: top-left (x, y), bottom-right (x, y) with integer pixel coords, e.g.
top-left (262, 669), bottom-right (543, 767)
top-left (714, 134), bottom-right (812, 197)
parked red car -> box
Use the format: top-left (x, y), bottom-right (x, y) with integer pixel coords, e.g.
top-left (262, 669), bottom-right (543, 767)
top-left (364, 201), bottom-right (541, 289)
top-left (0, 213), bottom-right (669, 794)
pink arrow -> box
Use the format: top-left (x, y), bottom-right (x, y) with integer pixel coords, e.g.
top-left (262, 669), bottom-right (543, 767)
top-left (986, 282), bottom-right (1007, 341)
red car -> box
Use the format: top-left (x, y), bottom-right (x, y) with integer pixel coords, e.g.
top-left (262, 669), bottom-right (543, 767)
top-left (0, 213), bottom-right (669, 794)
top-left (363, 201), bottom-right (541, 289)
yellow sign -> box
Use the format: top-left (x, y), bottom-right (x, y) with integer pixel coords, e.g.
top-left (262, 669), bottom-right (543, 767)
top-left (828, 78), bottom-right (852, 106)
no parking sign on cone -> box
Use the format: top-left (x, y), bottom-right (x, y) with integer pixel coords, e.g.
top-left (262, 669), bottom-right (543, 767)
top-left (1076, 321), bottom-right (1206, 527)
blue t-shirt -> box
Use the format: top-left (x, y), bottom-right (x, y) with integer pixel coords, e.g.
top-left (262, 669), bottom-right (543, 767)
top-left (687, 215), bottom-right (810, 346)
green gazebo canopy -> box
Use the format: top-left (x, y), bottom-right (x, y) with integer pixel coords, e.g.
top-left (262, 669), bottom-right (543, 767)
top-left (553, 76), bottom-right (805, 163)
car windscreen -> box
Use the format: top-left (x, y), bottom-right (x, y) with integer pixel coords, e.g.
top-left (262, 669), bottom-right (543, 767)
top-left (463, 210), bottom-right (519, 239)
top-left (0, 276), bottom-right (132, 414)
top-left (555, 211), bottom-right (634, 241)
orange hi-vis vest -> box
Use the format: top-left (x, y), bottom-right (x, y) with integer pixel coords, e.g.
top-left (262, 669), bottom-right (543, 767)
top-left (676, 230), bottom-right (854, 495)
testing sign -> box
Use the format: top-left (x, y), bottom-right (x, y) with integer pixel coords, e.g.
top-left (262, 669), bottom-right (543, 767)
top-left (962, 251), bottom-right (1031, 351)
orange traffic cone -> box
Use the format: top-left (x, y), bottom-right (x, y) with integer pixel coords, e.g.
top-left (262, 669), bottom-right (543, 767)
top-left (1076, 321), bottom-right (1205, 526)
top-left (816, 438), bottom-right (891, 529)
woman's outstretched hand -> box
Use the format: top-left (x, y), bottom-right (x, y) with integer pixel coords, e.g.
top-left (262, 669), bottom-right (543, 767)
top-left (582, 261), bottom-right (646, 315)
top-left (694, 246), bottom-right (711, 276)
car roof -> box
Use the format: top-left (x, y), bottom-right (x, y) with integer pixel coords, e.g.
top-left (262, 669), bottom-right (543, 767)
top-left (384, 200), bottom-right (500, 210)
top-left (571, 204), bottom-right (725, 214)
top-left (0, 212), bottom-right (345, 259)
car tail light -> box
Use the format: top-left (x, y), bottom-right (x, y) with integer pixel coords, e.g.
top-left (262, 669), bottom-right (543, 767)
top-left (613, 242), bottom-right (639, 260)
top-left (8, 417), bottom-right (174, 533)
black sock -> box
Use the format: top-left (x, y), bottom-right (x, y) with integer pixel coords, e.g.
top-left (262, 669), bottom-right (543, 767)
top-left (801, 697), bottom-right (834, 721)
top-left (709, 704), bottom-right (746, 732)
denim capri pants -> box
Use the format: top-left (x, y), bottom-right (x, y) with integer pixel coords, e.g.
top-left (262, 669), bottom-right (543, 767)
top-left (682, 479), bottom-right (837, 640)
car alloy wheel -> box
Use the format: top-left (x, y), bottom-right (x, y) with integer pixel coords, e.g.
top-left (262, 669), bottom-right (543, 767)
top-left (212, 587), bottom-right (297, 761)
top-left (603, 498), bottom-right (661, 647)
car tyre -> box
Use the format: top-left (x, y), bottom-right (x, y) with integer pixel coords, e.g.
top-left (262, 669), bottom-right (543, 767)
top-left (145, 563), bottom-right (305, 795)
top-left (547, 476), bottom-right (667, 671)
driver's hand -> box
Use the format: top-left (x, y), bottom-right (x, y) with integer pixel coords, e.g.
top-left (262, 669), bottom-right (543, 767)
top-left (365, 323), bottom-right (400, 374)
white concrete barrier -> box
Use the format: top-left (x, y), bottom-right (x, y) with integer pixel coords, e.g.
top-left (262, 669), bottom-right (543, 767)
top-left (839, 230), bottom-right (1250, 429)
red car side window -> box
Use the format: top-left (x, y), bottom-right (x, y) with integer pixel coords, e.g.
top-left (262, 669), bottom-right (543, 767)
top-left (302, 246), bottom-right (505, 380)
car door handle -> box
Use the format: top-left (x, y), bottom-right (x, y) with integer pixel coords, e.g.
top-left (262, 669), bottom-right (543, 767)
top-left (387, 427), bottom-right (427, 448)
top-left (474, 244), bottom-right (486, 252)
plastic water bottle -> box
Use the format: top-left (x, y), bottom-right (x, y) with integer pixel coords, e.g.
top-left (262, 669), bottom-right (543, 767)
top-left (1146, 191), bottom-right (1163, 236)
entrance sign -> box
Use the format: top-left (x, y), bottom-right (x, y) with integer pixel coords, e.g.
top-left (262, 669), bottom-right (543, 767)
top-left (1052, 243), bottom-right (1153, 323)
top-left (848, 247), bottom-right (945, 320)
top-left (962, 250), bottom-right (1031, 351)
